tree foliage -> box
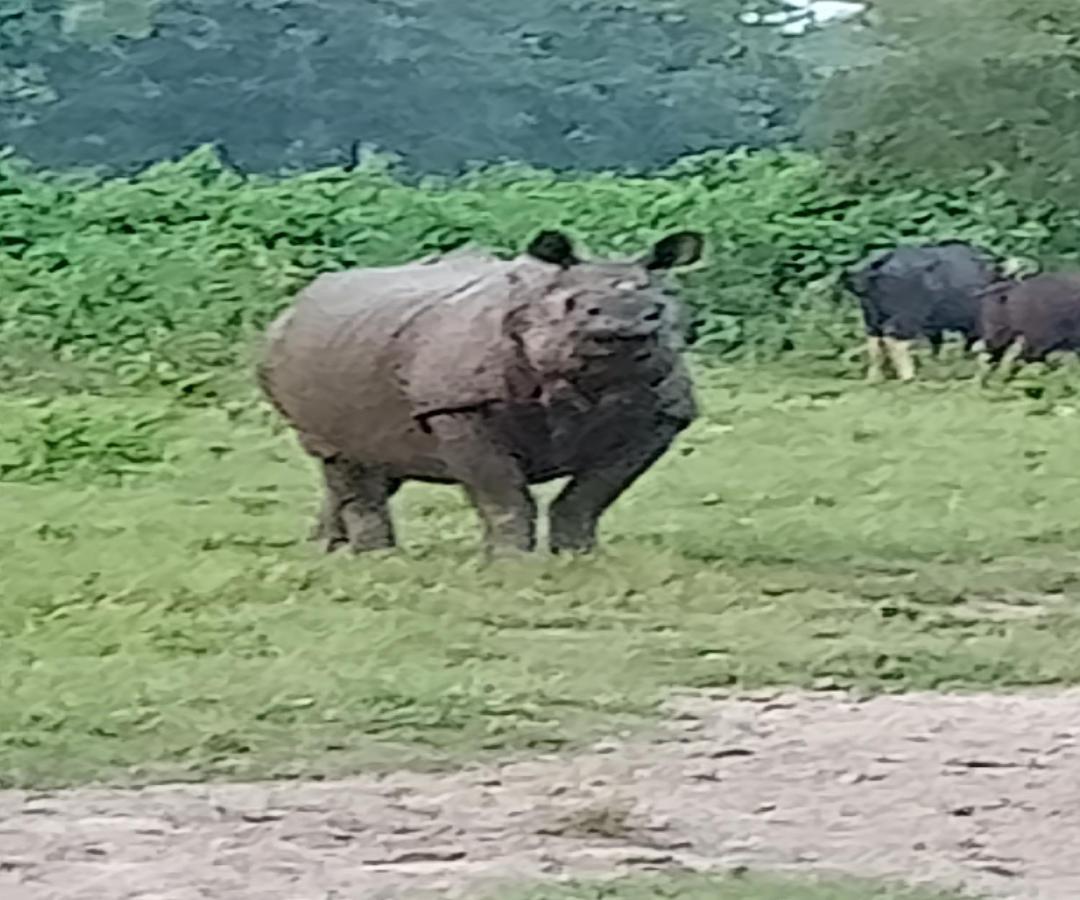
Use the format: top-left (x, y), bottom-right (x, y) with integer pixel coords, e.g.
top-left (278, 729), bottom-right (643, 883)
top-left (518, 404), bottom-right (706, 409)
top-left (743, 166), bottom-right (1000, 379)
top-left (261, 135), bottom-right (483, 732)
top-left (1, 0), bottom-right (812, 175)
top-left (807, 0), bottom-right (1080, 201)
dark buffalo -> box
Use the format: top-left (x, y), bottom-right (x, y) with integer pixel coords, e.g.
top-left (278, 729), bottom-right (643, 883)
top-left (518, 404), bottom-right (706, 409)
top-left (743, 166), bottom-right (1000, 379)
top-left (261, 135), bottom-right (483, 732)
top-left (843, 242), bottom-right (1005, 382)
top-left (978, 272), bottom-right (1080, 378)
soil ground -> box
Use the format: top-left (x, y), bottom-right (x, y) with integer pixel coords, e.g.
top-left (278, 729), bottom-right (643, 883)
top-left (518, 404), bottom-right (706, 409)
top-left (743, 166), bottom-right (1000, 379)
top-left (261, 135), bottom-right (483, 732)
top-left (3, 688), bottom-right (1077, 900)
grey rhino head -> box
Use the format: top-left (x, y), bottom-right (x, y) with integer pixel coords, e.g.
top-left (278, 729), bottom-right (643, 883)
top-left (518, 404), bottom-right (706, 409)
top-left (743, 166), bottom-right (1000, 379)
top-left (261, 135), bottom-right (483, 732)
top-left (506, 228), bottom-right (704, 380)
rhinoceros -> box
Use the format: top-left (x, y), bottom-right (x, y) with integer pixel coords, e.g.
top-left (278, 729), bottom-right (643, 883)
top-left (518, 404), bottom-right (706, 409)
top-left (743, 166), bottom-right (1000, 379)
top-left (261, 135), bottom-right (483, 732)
top-left (257, 228), bottom-right (705, 556)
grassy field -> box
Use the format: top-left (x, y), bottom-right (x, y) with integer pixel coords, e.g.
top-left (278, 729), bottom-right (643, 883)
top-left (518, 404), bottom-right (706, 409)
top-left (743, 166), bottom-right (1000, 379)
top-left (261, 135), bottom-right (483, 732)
top-left (3, 356), bottom-right (1080, 790)
top-left (498, 872), bottom-right (975, 900)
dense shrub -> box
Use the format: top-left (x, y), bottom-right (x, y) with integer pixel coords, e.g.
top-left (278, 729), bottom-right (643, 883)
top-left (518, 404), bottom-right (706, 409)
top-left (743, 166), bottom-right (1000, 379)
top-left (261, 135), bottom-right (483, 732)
top-left (0, 0), bottom-right (809, 175)
top-left (0, 144), bottom-right (1074, 380)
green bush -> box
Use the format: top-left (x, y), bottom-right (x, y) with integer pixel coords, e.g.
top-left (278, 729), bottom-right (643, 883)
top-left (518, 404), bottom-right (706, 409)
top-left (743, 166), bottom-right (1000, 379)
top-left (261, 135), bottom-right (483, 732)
top-left (0, 397), bottom-right (174, 484)
top-left (0, 144), bottom-right (1072, 379)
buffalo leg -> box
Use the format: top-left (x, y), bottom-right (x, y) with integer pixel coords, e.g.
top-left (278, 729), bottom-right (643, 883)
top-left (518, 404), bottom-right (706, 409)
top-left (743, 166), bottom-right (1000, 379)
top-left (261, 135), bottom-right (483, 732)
top-left (317, 457), bottom-right (400, 553)
top-left (996, 337), bottom-right (1027, 381)
top-left (975, 348), bottom-right (997, 386)
top-left (977, 337), bottom-right (1024, 386)
top-left (976, 341), bottom-right (1005, 386)
top-left (883, 336), bottom-right (917, 382)
top-left (427, 412), bottom-right (537, 555)
top-left (865, 335), bottom-right (887, 383)
top-left (549, 419), bottom-right (681, 554)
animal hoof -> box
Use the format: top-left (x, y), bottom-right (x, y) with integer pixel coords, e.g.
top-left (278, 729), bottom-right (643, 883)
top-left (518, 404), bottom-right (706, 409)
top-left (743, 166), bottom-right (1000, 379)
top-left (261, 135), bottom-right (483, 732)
top-left (549, 539), bottom-right (596, 555)
top-left (347, 538), bottom-right (398, 554)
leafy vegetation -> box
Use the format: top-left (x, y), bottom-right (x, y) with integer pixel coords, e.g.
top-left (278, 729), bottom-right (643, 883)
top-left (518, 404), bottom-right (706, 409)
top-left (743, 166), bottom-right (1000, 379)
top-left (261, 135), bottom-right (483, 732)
top-left (0, 396), bottom-right (174, 485)
top-left (1, 0), bottom-right (808, 174)
top-left (808, 0), bottom-right (1080, 203)
top-left (9, 1), bottom-right (1080, 208)
top-left (1, 144), bottom-right (1075, 389)
top-left (5, 367), bottom-right (1080, 788)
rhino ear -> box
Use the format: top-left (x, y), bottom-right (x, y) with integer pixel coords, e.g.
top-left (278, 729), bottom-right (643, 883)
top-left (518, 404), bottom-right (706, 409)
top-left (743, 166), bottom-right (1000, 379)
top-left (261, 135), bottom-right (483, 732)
top-left (525, 230), bottom-right (579, 268)
top-left (643, 231), bottom-right (704, 270)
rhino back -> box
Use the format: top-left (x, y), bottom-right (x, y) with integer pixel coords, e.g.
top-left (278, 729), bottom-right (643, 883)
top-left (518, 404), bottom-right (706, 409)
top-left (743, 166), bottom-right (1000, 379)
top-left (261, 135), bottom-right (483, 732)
top-left (260, 255), bottom-right (539, 473)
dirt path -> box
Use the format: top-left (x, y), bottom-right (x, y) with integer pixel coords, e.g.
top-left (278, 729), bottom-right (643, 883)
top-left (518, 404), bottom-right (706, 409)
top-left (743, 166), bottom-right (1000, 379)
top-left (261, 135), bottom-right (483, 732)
top-left (2, 689), bottom-right (1079, 900)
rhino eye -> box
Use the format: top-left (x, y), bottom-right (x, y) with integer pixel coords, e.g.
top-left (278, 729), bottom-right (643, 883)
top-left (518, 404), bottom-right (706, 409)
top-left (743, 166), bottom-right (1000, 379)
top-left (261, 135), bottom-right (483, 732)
top-left (587, 306), bottom-right (603, 316)
top-left (564, 296), bottom-right (577, 313)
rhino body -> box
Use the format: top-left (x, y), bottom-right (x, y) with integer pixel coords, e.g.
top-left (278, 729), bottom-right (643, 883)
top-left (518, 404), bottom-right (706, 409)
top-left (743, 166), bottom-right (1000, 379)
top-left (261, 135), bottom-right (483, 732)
top-left (258, 229), bottom-right (704, 556)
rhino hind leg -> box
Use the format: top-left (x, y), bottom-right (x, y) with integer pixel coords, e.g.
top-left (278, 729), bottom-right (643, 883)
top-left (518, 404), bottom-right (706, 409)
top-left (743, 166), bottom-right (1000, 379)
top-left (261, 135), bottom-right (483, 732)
top-left (317, 457), bottom-right (400, 553)
top-left (426, 411), bottom-right (537, 556)
top-left (549, 419), bottom-right (682, 554)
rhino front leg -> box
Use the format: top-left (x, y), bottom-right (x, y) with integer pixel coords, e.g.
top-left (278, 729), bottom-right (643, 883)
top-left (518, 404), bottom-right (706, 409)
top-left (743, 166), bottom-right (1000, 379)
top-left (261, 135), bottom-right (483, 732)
top-left (317, 457), bottom-right (400, 553)
top-left (549, 419), bottom-right (681, 554)
top-left (426, 411), bottom-right (537, 556)
top-left (309, 491), bottom-right (346, 548)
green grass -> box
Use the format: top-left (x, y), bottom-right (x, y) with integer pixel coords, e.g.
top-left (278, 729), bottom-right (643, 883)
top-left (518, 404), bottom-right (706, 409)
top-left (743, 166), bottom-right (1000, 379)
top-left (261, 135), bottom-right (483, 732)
top-left (490, 872), bottom-right (977, 899)
top-left (4, 360), bottom-right (1080, 788)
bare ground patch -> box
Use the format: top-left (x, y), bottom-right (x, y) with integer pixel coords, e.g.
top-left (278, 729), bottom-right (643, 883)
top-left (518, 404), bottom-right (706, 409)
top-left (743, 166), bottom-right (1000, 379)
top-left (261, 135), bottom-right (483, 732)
top-left (2, 689), bottom-right (1078, 900)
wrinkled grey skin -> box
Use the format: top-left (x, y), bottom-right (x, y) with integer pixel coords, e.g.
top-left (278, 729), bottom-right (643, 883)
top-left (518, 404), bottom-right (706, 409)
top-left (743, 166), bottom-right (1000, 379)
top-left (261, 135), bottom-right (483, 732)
top-left (257, 228), bottom-right (705, 557)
